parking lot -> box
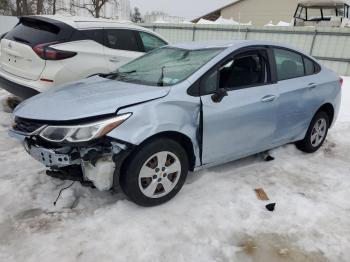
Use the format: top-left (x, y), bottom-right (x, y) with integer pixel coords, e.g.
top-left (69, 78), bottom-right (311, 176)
top-left (0, 77), bottom-right (349, 262)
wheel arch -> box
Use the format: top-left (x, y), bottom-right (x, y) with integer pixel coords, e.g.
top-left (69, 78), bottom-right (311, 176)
top-left (119, 131), bottom-right (196, 176)
top-left (139, 131), bottom-right (196, 171)
top-left (316, 103), bottom-right (334, 127)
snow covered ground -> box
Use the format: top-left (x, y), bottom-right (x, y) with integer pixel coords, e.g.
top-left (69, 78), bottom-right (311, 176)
top-left (0, 78), bottom-right (350, 262)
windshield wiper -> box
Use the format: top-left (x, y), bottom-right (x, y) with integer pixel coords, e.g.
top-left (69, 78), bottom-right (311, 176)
top-left (157, 66), bottom-right (166, 87)
top-left (100, 70), bottom-right (137, 79)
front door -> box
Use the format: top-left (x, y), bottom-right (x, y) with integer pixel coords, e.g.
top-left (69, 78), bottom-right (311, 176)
top-left (201, 49), bottom-right (279, 165)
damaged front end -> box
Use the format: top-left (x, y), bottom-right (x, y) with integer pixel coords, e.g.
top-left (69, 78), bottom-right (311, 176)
top-left (9, 115), bottom-right (133, 191)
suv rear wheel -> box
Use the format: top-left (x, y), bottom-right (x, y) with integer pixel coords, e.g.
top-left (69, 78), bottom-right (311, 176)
top-left (120, 138), bottom-right (189, 206)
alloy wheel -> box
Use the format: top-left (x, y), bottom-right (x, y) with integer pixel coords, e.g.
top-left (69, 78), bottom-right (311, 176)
top-left (310, 118), bottom-right (327, 147)
top-left (138, 151), bottom-right (181, 198)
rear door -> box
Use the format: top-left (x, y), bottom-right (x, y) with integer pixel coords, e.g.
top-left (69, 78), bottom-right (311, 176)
top-left (103, 29), bottom-right (144, 71)
top-left (272, 48), bottom-right (321, 143)
top-left (0, 17), bottom-right (73, 80)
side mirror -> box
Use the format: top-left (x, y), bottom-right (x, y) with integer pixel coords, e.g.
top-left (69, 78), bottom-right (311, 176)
top-left (211, 88), bottom-right (228, 103)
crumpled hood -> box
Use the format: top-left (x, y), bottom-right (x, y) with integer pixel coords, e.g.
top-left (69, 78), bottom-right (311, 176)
top-left (14, 76), bottom-right (170, 121)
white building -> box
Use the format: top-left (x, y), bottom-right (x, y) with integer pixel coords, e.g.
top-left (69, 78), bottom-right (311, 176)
top-left (144, 11), bottom-right (186, 23)
top-left (56, 0), bottom-right (130, 20)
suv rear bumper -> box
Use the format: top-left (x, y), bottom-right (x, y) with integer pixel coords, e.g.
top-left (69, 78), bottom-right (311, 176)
top-left (0, 74), bottom-right (39, 99)
top-left (0, 68), bottom-right (53, 99)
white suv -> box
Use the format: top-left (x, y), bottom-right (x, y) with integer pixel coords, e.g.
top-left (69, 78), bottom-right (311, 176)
top-left (0, 15), bottom-right (168, 99)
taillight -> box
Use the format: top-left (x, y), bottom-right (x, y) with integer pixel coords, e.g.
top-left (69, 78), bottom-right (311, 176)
top-left (33, 42), bottom-right (77, 60)
top-left (339, 77), bottom-right (343, 87)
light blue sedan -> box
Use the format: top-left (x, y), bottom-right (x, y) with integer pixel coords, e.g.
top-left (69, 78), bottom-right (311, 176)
top-left (9, 40), bottom-right (342, 206)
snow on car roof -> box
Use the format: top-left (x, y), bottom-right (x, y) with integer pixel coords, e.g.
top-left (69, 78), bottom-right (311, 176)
top-left (298, 0), bottom-right (350, 7)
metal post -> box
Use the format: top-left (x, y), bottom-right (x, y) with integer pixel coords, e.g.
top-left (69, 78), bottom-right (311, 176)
top-left (244, 28), bottom-right (249, 40)
top-left (310, 29), bottom-right (317, 55)
top-left (192, 26), bottom-right (196, 41)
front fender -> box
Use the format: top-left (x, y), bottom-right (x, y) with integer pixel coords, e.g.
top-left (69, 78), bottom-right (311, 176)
top-left (106, 93), bottom-right (201, 167)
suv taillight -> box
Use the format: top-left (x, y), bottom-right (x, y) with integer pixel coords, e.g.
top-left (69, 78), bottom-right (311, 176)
top-left (339, 77), bottom-right (343, 87)
top-left (33, 42), bottom-right (77, 60)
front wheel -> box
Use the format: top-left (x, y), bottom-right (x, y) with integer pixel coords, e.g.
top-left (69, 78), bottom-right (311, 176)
top-left (296, 111), bottom-right (329, 153)
top-left (120, 138), bottom-right (189, 207)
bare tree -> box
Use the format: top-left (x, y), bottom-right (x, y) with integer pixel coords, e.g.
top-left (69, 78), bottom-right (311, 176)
top-left (11, 0), bottom-right (35, 15)
top-left (72, 0), bottom-right (109, 18)
top-left (131, 7), bottom-right (142, 23)
top-left (36, 0), bottom-right (44, 14)
top-left (0, 0), bottom-right (13, 15)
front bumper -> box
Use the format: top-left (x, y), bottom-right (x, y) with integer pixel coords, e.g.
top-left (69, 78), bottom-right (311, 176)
top-left (9, 129), bottom-right (132, 191)
top-left (25, 143), bottom-right (79, 168)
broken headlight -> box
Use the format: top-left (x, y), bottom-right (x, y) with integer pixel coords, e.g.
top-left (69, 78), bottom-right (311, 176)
top-left (39, 113), bottom-right (131, 143)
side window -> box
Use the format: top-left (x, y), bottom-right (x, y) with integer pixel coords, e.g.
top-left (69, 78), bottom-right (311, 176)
top-left (219, 52), bottom-right (268, 89)
top-left (81, 29), bottom-right (104, 45)
top-left (273, 48), bottom-right (304, 81)
top-left (139, 31), bottom-right (167, 52)
top-left (201, 69), bottom-right (218, 94)
top-left (105, 29), bottom-right (140, 52)
top-left (304, 57), bottom-right (315, 75)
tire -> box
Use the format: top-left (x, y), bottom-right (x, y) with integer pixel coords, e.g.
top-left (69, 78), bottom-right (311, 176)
top-left (296, 111), bottom-right (329, 153)
top-left (120, 138), bottom-right (189, 207)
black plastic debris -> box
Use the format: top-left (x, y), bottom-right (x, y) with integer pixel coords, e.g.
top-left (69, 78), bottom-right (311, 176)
top-left (264, 154), bottom-right (275, 162)
top-left (265, 203), bottom-right (276, 212)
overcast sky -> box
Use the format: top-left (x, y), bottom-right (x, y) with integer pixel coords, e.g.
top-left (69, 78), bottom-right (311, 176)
top-left (130, 0), bottom-right (233, 20)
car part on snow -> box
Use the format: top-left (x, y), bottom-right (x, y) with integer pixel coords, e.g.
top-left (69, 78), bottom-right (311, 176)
top-left (53, 181), bottom-right (75, 206)
top-left (262, 151), bottom-right (275, 162)
top-left (265, 203), bottom-right (276, 212)
top-left (255, 188), bottom-right (276, 212)
top-left (254, 188), bottom-right (270, 201)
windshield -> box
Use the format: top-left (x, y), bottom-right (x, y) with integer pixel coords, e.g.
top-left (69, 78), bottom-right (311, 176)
top-left (106, 47), bottom-right (224, 86)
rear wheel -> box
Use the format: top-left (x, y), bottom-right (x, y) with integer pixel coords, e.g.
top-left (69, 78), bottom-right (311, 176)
top-left (120, 138), bottom-right (188, 207)
top-left (296, 111), bottom-right (329, 153)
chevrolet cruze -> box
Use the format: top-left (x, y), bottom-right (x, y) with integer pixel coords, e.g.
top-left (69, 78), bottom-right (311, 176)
top-left (9, 40), bottom-right (342, 206)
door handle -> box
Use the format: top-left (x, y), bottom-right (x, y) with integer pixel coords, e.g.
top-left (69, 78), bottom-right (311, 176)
top-left (109, 58), bottom-right (120, 63)
top-left (261, 95), bottom-right (276, 103)
top-left (307, 83), bottom-right (317, 89)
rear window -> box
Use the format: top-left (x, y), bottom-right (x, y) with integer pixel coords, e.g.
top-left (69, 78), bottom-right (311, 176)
top-left (105, 29), bottom-right (141, 52)
top-left (81, 29), bottom-right (104, 45)
top-left (273, 48), bottom-right (305, 81)
top-left (304, 57), bottom-right (315, 75)
top-left (4, 19), bottom-right (61, 47)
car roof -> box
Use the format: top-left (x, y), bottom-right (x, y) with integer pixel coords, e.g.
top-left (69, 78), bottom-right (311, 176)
top-left (297, 0), bottom-right (350, 7)
top-left (169, 40), bottom-right (291, 50)
top-left (32, 15), bottom-right (168, 42)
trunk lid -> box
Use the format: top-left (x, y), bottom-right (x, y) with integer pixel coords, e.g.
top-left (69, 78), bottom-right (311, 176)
top-left (0, 38), bottom-right (46, 80)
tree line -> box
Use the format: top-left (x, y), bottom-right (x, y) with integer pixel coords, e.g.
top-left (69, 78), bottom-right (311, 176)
top-left (0, 0), bottom-right (143, 21)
